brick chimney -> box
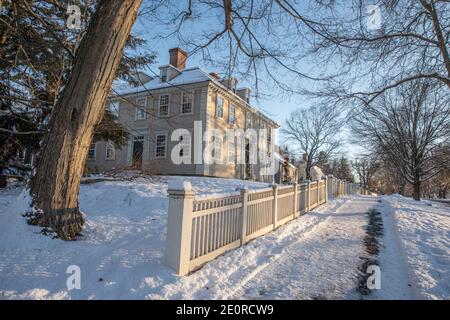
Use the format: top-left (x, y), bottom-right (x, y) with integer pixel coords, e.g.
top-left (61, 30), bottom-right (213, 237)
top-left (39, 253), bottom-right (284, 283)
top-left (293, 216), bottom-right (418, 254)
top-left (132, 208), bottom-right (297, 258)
top-left (169, 48), bottom-right (187, 70)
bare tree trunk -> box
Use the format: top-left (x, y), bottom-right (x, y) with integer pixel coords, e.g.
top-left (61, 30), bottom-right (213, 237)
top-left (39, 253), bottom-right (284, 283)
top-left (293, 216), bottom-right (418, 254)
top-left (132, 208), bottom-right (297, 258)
top-left (413, 179), bottom-right (421, 201)
top-left (30, 0), bottom-right (142, 240)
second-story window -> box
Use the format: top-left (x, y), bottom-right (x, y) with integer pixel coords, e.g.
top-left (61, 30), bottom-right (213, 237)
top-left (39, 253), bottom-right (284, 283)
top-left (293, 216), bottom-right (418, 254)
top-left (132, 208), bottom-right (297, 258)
top-left (245, 111), bottom-right (252, 129)
top-left (135, 97), bottom-right (146, 120)
top-left (216, 95), bottom-right (224, 118)
top-left (229, 104), bottom-right (236, 124)
top-left (159, 94), bottom-right (170, 117)
top-left (181, 92), bottom-right (193, 114)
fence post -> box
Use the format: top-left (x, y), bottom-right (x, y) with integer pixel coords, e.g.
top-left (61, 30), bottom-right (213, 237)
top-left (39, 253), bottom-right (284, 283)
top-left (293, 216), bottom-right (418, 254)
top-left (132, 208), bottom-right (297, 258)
top-left (327, 175), bottom-right (333, 200)
top-left (324, 176), bottom-right (328, 203)
top-left (316, 179), bottom-right (320, 205)
top-left (165, 180), bottom-right (195, 276)
top-left (293, 182), bottom-right (298, 218)
top-left (240, 187), bottom-right (249, 246)
top-left (272, 184), bottom-right (278, 229)
top-left (305, 180), bottom-right (311, 212)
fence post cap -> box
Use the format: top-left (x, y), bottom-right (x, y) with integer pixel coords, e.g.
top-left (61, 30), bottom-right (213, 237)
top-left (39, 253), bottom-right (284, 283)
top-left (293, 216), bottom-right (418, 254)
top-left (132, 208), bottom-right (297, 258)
top-left (167, 179), bottom-right (194, 196)
top-left (270, 183), bottom-right (278, 189)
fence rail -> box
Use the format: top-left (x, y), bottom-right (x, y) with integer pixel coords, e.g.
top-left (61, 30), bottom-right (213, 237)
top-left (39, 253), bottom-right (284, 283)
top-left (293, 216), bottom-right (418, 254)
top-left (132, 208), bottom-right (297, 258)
top-left (165, 175), bottom-right (367, 275)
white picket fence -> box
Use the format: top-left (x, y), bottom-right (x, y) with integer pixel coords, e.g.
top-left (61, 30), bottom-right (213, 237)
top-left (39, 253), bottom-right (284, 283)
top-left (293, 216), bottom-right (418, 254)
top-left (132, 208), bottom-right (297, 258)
top-left (165, 175), bottom-right (367, 275)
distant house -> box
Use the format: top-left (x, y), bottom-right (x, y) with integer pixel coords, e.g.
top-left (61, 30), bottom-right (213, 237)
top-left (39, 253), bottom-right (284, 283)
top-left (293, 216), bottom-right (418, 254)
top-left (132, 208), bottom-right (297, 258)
top-left (87, 48), bottom-right (280, 182)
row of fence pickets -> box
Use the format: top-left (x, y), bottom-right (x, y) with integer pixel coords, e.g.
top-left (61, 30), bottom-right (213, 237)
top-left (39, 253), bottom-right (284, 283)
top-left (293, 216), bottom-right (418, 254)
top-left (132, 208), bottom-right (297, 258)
top-left (166, 177), bottom-right (368, 275)
top-left (189, 180), bottom-right (328, 267)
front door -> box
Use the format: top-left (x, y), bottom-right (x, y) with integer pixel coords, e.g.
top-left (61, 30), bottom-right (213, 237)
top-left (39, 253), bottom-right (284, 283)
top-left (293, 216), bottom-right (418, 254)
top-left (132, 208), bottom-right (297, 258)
top-left (132, 140), bottom-right (143, 169)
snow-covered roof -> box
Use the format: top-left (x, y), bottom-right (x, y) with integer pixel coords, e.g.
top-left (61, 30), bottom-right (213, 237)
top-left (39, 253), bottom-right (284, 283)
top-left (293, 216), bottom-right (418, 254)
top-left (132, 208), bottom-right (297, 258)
top-left (111, 67), bottom-right (279, 128)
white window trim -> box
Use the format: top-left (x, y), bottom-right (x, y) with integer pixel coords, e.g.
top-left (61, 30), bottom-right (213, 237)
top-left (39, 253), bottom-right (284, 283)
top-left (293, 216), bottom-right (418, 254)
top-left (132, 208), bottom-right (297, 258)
top-left (213, 136), bottom-right (223, 162)
top-left (135, 97), bottom-right (147, 120)
top-left (158, 94), bottom-right (170, 118)
top-left (229, 103), bottom-right (236, 124)
top-left (216, 95), bottom-right (224, 119)
top-left (180, 91), bottom-right (194, 115)
top-left (105, 142), bottom-right (116, 161)
top-left (246, 111), bottom-right (253, 129)
top-left (155, 133), bottom-right (168, 159)
top-left (87, 142), bottom-right (96, 160)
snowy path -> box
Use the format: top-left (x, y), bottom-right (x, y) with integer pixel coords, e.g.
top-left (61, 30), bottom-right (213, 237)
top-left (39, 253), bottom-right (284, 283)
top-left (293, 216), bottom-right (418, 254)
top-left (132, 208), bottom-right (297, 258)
top-left (227, 198), bottom-right (380, 299)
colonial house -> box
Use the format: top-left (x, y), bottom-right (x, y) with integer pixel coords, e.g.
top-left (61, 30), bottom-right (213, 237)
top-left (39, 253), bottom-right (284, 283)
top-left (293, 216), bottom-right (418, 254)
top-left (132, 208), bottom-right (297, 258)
top-left (86, 48), bottom-right (280, 182)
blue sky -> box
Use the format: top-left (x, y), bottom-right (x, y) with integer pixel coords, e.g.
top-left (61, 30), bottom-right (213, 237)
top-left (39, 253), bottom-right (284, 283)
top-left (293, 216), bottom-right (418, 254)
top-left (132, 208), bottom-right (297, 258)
top-left (130, 1), bottom-right (364, 159)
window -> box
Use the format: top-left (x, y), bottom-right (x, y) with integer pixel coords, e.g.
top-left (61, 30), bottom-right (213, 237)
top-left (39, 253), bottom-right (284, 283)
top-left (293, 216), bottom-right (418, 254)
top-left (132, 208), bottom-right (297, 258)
top-left (245, 112), bottom-right (253, 129)
top-left (105, 142), bottom-right (115, 160)
top-left (267, 127), bottom-right (272, 156)
top-left (212, 136), bottom-right (223, 162)
top-left (135, 97), bottom-right (146, 120)
top-left (216, 95), bottom-right (224, 118)
top-left (160, 67), bottom-right (168, 82)
top-left (178, 134), bottom-right (191, 158)
top-left (155, 134), bottom-right (167, 158)
top-left (88, 143), bottom-right (96, 160)
top-left (181, 92), bottom-right (194, 114)
top-left (259, 119), bottom-right (265, 129)
top-left (159, 95), bottom-right (169, 117)
top-left (109, 100), bottom-right (120, 117)
top-left (229, 104), bottom-right (236, 124)
top-left (227, 136), bottom-right (235, 164)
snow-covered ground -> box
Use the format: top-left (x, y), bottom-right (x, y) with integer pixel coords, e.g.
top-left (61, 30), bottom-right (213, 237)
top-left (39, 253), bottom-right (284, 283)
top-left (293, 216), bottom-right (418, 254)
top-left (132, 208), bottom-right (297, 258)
top-left (0, 176), bottom-right (448, 300)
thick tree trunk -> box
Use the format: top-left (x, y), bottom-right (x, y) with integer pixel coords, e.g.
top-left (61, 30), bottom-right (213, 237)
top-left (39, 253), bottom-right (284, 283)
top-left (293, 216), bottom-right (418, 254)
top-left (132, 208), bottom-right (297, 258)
top-left (30, 0), bottom-right (142, 240)
top-left (413, 179), bottom-right (421, 201)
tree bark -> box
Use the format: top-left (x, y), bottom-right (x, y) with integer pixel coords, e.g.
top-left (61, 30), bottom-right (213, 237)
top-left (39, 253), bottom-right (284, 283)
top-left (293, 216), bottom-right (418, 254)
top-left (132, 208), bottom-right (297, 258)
top-left (413, 179), bottom-right (421, 201)
top-left (30, 0), bottom-right (142, 240)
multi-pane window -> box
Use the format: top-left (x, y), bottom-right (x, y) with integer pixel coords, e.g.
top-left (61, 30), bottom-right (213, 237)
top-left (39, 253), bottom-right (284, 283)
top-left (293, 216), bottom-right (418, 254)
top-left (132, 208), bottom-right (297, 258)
top-left (109, 100), bottom-right (120, 117)
top-left (159, 95), bottom-right (169, 117)
top-left (245, 111), bottom-right (253, 129)
top-left (155, 134), bottom-right (167, 158)
top-left (227, 136), bottom-right (235, 164)
top-left (105, 142), bottom-right (115, 160)
top-left (135, 97), bottom-right (146, 120)
top-left (216, 95), bottom-right (224, 118)
top-left (212, 136), bottom-right (223, 162)
top-left (178, 134), bottom-right (191, 158)
top-left (87, 143), bottom-right (96, 160)
top-left (229, 104), bottom-right (236, 124)
top-left (181, 92), bottom-right (193, 114)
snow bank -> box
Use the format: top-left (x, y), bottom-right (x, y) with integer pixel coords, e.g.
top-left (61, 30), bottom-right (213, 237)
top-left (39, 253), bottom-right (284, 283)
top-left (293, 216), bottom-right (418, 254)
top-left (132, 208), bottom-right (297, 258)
top-left (382, 195), bottom-right (450, 300)
top-left (0, 176), bottom-right (269, 300)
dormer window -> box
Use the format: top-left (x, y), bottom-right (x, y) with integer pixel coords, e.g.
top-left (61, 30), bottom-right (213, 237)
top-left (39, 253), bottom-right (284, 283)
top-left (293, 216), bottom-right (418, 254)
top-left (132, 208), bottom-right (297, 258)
top-left (160, 67), bottom-right (168, 82)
